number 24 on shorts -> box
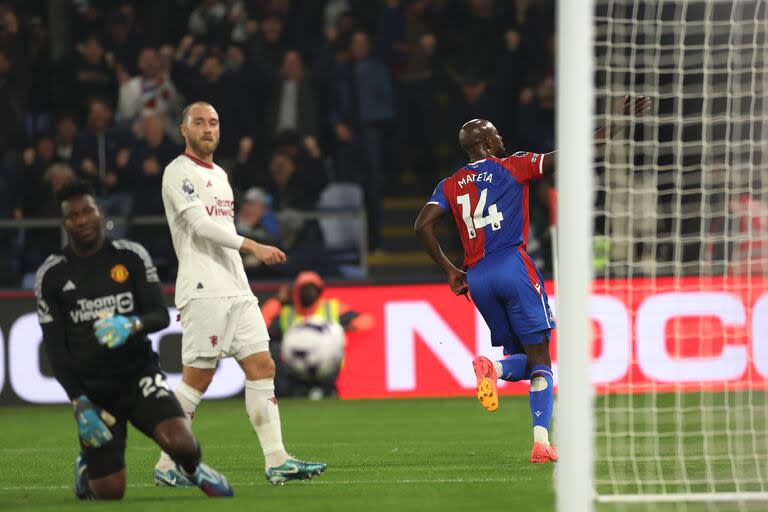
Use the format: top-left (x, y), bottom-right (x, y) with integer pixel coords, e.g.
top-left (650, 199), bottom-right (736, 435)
top-left (139, 373), bottom-right (171, 398)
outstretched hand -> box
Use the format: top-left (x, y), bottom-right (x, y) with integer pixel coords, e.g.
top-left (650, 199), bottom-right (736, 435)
top-left (618, 95), bottom-right (652, 117)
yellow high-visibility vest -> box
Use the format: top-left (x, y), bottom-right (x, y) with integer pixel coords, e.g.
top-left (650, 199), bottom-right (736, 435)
top-left (279, 299), bottom-right (341, 333)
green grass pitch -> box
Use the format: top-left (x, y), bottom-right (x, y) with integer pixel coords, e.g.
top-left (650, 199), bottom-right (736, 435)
top-left (0, 397), bottom-right (553, 512)
top-left (0, 396), bottom-right (762, 511)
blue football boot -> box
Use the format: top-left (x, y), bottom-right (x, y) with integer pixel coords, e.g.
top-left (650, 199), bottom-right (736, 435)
top-left (73, 453), bottom-right (94, 500)
top-left (187, 463), bottom-right (234, 497)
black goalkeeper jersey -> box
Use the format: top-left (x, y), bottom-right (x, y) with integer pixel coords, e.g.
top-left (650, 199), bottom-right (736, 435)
top-left (34, 238), bottom-right (170, 399)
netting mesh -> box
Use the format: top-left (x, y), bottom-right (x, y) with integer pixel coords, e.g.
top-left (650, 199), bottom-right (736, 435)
top-left (591, 1), bottom-right (768, 509)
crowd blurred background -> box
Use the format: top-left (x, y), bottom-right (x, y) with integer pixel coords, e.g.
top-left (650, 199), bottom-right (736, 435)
top-left (0, 0), bottom-right (556, 287)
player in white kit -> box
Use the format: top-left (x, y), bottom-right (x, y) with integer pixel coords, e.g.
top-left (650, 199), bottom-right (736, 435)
top-left (153, 101), bottom-right (327, 486)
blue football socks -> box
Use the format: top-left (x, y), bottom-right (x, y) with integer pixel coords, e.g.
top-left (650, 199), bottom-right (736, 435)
top-left (497, 354), bottom-right (528, 381)
top-left (528, 364), bottom-right (554, 434)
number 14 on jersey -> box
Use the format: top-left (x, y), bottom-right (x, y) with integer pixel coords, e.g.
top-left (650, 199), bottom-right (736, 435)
top-left (457, 189), bottom-right (504, 239)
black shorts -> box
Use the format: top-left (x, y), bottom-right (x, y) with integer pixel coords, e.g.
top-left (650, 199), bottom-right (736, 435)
top-left (79, 363), bottom-right (185, 479)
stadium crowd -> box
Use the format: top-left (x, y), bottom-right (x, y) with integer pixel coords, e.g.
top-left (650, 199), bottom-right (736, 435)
top-left (0, 0), bottom-right (556, 286)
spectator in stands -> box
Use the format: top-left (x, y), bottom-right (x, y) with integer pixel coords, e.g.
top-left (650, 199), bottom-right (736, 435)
top-left (71, 98), bottom-right (133, 226)
top-left (188, 0), bottom-right (249, 46)
top-left (103, 8), bottom-right (142, 75)
top-left (454, 72), bottom-right (497, 127)
top-left (117, 47), bottom-right (182, 140)
top-left (0, 48), bottom-right (27, 156)
top-left (20, 163), bottom-right (76, 283)
top-left (53, 114), bottom-right (78, 165)
top-left (0, 0), bottom-right (561, 283)
top-left (14, 135), bottom-right (59, 220)
top-left (454, 0), bottom-right (510, 78)
top-left (267, 50), bottom-right (317, 142)
top-left (248, 13), bottom-right (289, 74)
top-left (119, 113), bottom-right (179, 272)
top-left (57, 35), bottom-right (117, 110)
top-left (237, 187), bottom-right (283, 255)
top-left (331, 30), bottom-right (395, 250)
top-left (262, 150), bottom-right (326, 211)
top-left (516, 75), bottom-right (555, 153)
top-left (124, 114), bottom-right (180, 216)
top-left (375, 0), bottom-right (409, 66)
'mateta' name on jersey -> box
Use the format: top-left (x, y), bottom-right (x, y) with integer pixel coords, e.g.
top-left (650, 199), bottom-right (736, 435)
top-left (457, 171), bottom-right (494, 188)
top-left (427, 151), bottom-right (546, 269)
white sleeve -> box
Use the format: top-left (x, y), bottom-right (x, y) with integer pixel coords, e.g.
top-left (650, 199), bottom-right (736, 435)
top-left (181, 206), bottom-right (245, 250)
top-left (162, 163), bottom-right (204, 217)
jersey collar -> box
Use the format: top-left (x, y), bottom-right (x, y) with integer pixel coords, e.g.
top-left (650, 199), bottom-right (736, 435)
top-left (183, 153), bottom-right (214, 169)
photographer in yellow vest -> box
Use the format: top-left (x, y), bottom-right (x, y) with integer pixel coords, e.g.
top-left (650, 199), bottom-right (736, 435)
top-left (262, 271), bottom-right (374, 397)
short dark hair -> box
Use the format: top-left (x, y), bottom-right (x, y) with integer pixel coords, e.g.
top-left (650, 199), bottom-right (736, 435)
top-left (181, 101), bottom-right (214, 124)
top-left (57, 179), bottom-right (96, 205)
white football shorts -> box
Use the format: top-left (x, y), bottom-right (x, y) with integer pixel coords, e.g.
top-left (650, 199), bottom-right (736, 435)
top-left (179, 295), bottom-right (270, 368)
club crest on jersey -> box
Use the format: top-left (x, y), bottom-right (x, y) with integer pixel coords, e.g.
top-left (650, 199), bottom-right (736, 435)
top-left (209, 335), bottom-right (218, 347)
top-left (110, 264), bottom-right (129, 283)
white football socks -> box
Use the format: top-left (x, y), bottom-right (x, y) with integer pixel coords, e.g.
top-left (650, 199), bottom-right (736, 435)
top-left (493, 361), bottom-right (504, 377)
top-left (534, 425), bottom-right (550, 446)
top-left (245, 379), bottom-right (289, 470)
top-left (157, 381), bottom-right (202, 468)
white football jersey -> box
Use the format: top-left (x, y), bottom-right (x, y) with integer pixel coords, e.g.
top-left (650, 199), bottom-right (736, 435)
top-left (162, 153), bottom-right (251, 308)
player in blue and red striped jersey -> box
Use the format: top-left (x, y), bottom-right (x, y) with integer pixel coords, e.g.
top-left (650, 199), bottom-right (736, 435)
top-left (415, 96), bottom-right (652, 463)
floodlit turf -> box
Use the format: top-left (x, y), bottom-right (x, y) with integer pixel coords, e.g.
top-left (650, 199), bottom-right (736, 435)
top-left (1, 395), bottom-right (764, 512)
top-left (0, 396), bottom-right (555, 512)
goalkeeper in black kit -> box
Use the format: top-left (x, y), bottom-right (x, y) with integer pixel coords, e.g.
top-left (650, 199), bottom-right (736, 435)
top-left (34, 180), bottom-right (233, 499)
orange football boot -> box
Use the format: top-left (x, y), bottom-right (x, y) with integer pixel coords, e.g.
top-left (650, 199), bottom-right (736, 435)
top-left (530, 442), bottom-right (559, 463)
top-left (472, 356), bottom-right (499, 412)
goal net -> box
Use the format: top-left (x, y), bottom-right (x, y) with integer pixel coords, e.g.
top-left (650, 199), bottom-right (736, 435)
top-left (591, 0), bottom-right (768, 507)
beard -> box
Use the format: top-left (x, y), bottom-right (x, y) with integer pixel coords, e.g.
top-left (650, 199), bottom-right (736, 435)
top-left (188, 135), bottom-right (219, 157)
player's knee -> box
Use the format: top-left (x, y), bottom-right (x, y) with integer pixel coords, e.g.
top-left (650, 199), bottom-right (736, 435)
top-left (527, 354), bottom-right (551, 369)
top-left (167, 433), bottom-right (201, 468)
top-left (94, 485), bottom-right (125, 500)
top-left (91, 475), bottom-right (125, 500)
top-left (155, 418), bottom-right (201, 464)
top-left (258, 356), bottom-right (276, 378)
top-left (246, 353), bottom-right (276, 379)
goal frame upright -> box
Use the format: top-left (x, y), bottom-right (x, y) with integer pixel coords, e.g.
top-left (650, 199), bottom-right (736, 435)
top-left (555, 0), bottom-right (595, 511)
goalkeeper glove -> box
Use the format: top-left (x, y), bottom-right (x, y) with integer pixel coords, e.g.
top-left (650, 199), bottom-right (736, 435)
top-left (73, 395), bottom-right (116, 448)
top-left (94, 315), bottom-right (141, 349)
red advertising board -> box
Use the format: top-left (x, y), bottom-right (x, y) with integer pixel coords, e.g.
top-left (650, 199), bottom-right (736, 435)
top-left (332, 278), bottom-right (768, 398)
top-left (0, 277), bottom-right (765, 404)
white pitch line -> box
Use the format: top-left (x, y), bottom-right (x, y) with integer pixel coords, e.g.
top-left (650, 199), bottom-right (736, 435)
top-left (0, 477), bottom-right (514, 492)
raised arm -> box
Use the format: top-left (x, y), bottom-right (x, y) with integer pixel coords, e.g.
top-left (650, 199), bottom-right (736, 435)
top-left (542, 95), bottom-right (653, 176)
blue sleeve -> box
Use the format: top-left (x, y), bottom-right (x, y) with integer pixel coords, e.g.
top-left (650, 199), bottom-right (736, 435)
top-left (427, 179), bottom-right (449, 210)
